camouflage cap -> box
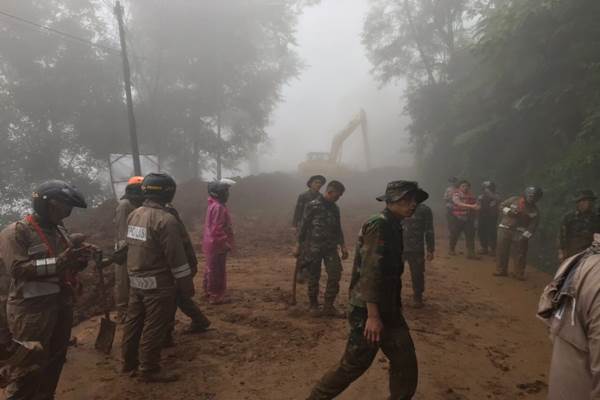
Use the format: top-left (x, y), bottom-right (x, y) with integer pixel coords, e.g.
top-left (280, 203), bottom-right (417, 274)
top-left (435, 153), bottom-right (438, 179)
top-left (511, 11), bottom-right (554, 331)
top-left (376, 180), bottom-right (429, 203)
top-left (574, 189), bottom-right (597, 202)
top-left (307, 175), bottom-right (326, 187)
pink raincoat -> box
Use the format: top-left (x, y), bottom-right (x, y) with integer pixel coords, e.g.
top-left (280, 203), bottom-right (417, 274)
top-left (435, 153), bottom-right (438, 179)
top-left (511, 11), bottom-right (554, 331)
top-left (202, 197), bottom-right (234, 302)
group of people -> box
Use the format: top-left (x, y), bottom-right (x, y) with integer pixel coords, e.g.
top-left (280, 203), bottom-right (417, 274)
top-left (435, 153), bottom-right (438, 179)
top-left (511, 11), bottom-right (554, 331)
top-left (3, 169), bottom-right (600, 399)
top-left (0, 172), bottom-right (237, 398)
top-left (444, 177), bottom-right (544, 280)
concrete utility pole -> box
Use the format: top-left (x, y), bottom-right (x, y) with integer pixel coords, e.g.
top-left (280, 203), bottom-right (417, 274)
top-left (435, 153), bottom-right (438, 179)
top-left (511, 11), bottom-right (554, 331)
top-left (115, 0), bottom-right (142, 176)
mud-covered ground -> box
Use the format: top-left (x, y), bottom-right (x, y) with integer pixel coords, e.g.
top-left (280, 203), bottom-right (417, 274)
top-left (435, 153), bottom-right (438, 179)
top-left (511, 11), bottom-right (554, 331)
top-left (53, 210), bottom-right (551, 400)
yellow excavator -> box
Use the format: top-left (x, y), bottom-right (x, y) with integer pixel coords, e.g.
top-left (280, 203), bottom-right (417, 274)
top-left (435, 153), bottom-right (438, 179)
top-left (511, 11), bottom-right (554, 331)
top-left (298, 109), bottom-right (371, 177)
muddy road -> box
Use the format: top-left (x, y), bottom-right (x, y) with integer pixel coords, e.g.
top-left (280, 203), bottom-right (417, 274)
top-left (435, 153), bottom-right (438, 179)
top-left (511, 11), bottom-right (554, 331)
top-left (49, 210), bottom-right (552, 400)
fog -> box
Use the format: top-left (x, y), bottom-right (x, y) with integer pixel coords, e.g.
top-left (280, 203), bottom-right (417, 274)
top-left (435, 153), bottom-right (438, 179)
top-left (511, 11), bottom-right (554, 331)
top-left (259, 0), bottom-right (412, 174)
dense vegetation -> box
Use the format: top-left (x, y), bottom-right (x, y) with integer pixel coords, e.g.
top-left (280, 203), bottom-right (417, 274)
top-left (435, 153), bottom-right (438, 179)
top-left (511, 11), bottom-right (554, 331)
top-left (363, 0), bottom-right (600, 270)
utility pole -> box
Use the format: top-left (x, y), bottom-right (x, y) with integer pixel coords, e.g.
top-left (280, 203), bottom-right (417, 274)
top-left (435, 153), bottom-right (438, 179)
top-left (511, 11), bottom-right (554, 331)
top-left (216, 111), bottom-right (222, 180)
top-left (115, 0), bottom-right (142, 176)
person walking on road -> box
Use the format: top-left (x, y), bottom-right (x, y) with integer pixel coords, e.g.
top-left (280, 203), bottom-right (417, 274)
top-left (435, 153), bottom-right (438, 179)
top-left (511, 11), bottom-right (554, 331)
top-left (494, 186), bottom-right (542, 280)
top-left (402, 202), bottom-right (435, 308)
top-left (202, 179), bottom-right (235, 305)
top-left (306, 180), bottom-right (427, 400)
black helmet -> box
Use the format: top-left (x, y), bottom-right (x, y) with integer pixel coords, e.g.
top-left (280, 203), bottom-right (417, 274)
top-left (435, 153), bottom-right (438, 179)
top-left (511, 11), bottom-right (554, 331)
top-left (32, 180), bottom-right (87, 217)
top-left (142, 173), bottom-right (176, 203)
top-left (524, 186), bottom-right (543, 203)
top-left (208, 178), bottom-right (235, 202)
top-left (482, 180), bottom-right (496, 192)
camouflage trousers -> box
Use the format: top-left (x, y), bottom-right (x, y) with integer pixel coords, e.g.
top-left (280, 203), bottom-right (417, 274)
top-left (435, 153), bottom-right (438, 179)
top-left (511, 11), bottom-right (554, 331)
top-left (6, 296), bottom-right (73, 400)
top-left (307, 307), bottom-right (418, 400)
top-left (404, 252), bottom-right (425, 300)
top-left (306, 249), bottom-right (342, 306)
top-left (496, 228), bottom-right (528, 278)
top-left (122, 287), bottom-right (176, 373)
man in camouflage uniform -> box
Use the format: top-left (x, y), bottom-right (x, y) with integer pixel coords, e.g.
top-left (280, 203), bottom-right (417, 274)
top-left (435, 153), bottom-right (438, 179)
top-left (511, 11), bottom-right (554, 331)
top-left (307, 181), bottom-right (427, 400)
top-left (122, 173), bottom-right (195, 382)
top-left (293, 175), bottom-right (326, 284)
top-left (114, 176), bottom-right (144, 322)
top-left (163, 204), bottom-right (210, 346)
top-left (295, 180), bottom-right (348, 317)
top-left (559, 190), bottom-right (600, 260)
top-left (494, 186), bottom-right (543, 280)
top-left (402, 202), bottom-right (434, 308)
top-left (0, 180), bottom-right (90, 399)
top-left (477, 181), bottom-right (500, 256)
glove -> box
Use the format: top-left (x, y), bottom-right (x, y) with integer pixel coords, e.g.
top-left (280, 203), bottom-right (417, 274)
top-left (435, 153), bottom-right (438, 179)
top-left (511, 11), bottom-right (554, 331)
top-left (176, 276), bottom-right (195, 298)
top-left (521, 231), bottom-right (533, 240)
top-left (502, 207), bottom-right (512, 215)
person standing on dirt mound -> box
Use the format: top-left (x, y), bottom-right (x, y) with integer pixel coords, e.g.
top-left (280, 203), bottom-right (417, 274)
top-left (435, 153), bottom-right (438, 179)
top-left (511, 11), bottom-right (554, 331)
top-left (306, 181), bottom-right (427, 400)
top-left (292, 175), bottom-right (326, 284)
top-left (494, 186), bottom-right (542, 280)
top-left (202, 179), bottom-right (235, 305)
top-left (538, 233), bottom-right (600, 399)
top-left (558, 189), bottom-right (600, 261)
top-left (401, 201), bottom-right (435, 308)
top-left (121, 173), bottom-right (195, 383)
top-left (295, 180), bottom-right (348, 318)
top-left (477, 180), bottom-right (500, 256)
top-left (449, 180), bottom-right (480, 259)
top-left (0, 180), bottom-right (92, 399)
top-left (113, 176), bottom-right (144, 323)
top-left (163, 204), bottom-right (211, 347)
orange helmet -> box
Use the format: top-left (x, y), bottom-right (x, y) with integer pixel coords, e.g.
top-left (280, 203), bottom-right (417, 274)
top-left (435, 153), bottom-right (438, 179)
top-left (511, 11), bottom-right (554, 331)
top-left (128, 176), bottom-right (144, 186)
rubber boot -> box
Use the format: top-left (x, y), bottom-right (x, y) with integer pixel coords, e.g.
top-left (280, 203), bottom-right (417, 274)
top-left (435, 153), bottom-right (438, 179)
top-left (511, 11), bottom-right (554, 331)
top-left (139, 370), bottom-right (179, 383)
top-left (321, 302), bottom-right (345, 319)
top-left (185, 313), bottom-right (211, 334)
top-left (413, 294), bottom-right (424, 309)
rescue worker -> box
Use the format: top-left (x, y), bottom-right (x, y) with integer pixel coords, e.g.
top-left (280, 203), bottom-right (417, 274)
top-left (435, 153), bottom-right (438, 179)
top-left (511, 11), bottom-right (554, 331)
top-left (163, 204), bottom-right (210, 346)
top-left (444, 177), bottom-right (458, 238)
top-left (494, 186), bottom-right (542, 280)
top-left (121, 173), bottom-right (195, 382)
top-left (307, 181), bottom-right (427, 400)
top-left (449, 180), bottom-right (479, 259)
top-left (558, 189), bottom-right (600, 260)
top-left (202, 179), bottom-right (235, 305)
top-left (295, 181), bottom-right (348, 317)
top-left (477, 180), bottom-right (500, 256)
top-left (292, 175), bottom-right (326, 284)
top-left (538, 234), bottom-right (600, 399)
top-left (0, 180), bottom-right (90, 399)
top-left (114, 176), bottom-right (144, 322)
top-left (402, 202), bottom-right (435, 308)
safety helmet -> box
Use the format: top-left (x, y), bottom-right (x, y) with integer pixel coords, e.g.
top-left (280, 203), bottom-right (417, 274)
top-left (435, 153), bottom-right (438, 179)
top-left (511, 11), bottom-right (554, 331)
top-left (141, 173), bottom-right (176, 203)
top-left (524, 186), bottom-right (543, 203)
top-left (208, 178), bottom-right (235, 202)
top-left (32, 180), bottom-right (87, 217)
top-left (482, 180), bottom-right (496, 192)
top-left (122, 176), bottom-right (144, 202)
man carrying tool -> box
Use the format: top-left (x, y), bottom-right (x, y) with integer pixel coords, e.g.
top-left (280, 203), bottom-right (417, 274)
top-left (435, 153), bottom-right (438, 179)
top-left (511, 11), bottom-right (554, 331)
top-left (121, 173), bottom-right (195, 382)
top-left (163, 204), bottom-right (210, 347)
top-left (494, 186), bottom-right (543, 280)
top-left (0, 180), bottom-right (91, 399)
top-left (295, 180), bottom-right (348, 317)
top-left (402, 201), bottom-right (435, 308)
top-left (306, 181), bottom-right (427, 400)
top-left (292, 175), bottom-right (326, 284)
top-left (114, 176), bottom-right (144, 323)
top-left (559, 189), bottom-right (600, 261)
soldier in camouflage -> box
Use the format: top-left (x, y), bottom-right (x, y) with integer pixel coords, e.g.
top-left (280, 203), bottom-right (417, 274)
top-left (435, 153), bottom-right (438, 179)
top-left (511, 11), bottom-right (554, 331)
top-left (306, 181), bottom-right (427, 400)
top-left (295, 180), bottom-right (348, 317)
top-left (559, 190), bottom-right (600, 260)
top-left (477, 181), bottom-right (500, 256)
top-left (402, 202), bottom-right (434, 308)
top-left (292, 175), bottom-right (326, 284)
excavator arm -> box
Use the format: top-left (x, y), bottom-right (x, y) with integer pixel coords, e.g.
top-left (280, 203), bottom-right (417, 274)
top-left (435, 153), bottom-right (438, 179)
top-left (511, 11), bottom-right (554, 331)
top-left (329, 109), bottom-right (371, 169)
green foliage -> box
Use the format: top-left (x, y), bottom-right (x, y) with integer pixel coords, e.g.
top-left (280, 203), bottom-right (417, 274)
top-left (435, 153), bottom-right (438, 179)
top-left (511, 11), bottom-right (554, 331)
top-left (364, 0), bottom-right (600, 271)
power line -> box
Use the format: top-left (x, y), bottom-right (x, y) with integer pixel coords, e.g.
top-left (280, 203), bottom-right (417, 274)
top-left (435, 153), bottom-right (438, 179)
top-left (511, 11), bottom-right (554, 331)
top-left (0, 9), bottom-right (121, 56)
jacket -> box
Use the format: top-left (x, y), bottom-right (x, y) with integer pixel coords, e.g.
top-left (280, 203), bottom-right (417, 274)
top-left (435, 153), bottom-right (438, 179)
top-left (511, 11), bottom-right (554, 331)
top-left (538, 238), bottom-right (600, 399)
top-left (498, 196), bottom-right (540, 238)
top-left (126, 200), bottom-right (192, 290)
top-left (202, 197), bottom-right (234, 255)
top-left (114, 198), bottom-right (137, 253)
top-left (402, 203), bottom-right (435, 254)
top-left (292, 190), bottom-right (321, 228)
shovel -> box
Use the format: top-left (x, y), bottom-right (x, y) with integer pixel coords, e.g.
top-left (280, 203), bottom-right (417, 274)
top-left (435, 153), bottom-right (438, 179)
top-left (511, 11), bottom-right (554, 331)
top-left (94, 255), bottom-right (116, 354)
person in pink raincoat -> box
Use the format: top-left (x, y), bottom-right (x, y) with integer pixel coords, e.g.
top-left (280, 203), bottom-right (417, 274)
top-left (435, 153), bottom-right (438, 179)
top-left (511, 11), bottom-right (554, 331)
top-left (202, 179), bottom-right (235, 304)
